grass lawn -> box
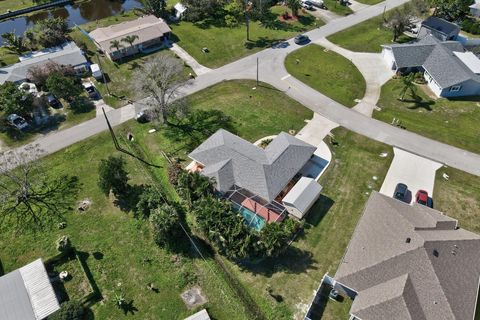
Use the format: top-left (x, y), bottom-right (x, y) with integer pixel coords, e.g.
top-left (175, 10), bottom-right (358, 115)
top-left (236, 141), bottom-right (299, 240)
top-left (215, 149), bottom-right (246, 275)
top-left (0, 47), bottom-right (20, 66)
top-left (217, 128), bottom-right (393, 319)
top-left (170, 6), bottom-right (321, 68)
top-left (0, 79), bottom-right (312, 319)
top-left (0, 0), bottom-right (47, 13)
top-left (374, 78), bottom-right (480, 154)
top-left (433, 166), bottom-right (480, 234)
top-left (327, 12), bottom-right (412, 52)
top-left (285, 44), bottom-right (366, 107)
top-left (323, 0), bottom-right (353, 16)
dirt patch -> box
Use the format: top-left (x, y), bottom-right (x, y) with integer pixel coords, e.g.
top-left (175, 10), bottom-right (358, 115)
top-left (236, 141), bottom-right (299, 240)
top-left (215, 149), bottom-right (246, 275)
top-left (180, 286), bottom-right (208, 309)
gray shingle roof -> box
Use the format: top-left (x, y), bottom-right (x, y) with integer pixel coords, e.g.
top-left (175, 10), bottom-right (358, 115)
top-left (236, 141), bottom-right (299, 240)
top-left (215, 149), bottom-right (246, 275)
top-left (421, 17), bottom-right (460, 36)
top-left (189, 129), bottom-right (316, 202)
top-left (0, 42), bottom-right (88, 84)
top-left (384, 35), bottom-right (480, 88)
top-left (335, 191), bottom-right (480, 320)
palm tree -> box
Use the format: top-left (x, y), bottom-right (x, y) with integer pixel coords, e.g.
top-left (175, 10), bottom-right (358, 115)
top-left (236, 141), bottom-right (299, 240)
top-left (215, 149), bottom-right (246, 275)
top-left (109, 40), bottom-right (124, 60)
top-left (399, 73), bottom-right (417, 101)
top-left (287, 0), bottom-right (302, 17)
top-left (121, 34), bottom-right (139, 53)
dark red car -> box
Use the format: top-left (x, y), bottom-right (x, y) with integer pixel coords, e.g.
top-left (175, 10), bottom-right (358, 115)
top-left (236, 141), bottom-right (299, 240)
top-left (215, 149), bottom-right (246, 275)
top-left (416, 190), bottom-right (429, 206)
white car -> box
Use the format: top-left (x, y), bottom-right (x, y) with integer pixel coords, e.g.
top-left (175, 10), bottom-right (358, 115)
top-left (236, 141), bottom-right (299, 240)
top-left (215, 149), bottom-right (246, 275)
top-left (6, 114), bottom-right (28, 130)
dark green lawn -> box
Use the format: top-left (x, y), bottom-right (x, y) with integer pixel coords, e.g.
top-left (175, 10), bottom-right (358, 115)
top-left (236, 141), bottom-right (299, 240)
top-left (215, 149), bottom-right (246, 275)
top-left (220, 128), bottom-right (393, 319)
top-left (374, 78), bottom-right (480, 154)
top-left (285, 44), bottom-right (366, 107)
top-left (327, 13), bottom-right (412, 52)
top-left (0, 80), bottom-right (313, 320)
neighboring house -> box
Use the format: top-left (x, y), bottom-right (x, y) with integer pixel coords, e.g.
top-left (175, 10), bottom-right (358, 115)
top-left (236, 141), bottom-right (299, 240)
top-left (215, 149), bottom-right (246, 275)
top-left (417, 16), bottom-right (460, 41)
top-left (0, 259), bottom-right (60, 320)
top-left (188, 129), bottom-right (322, 222)
top-left (326, 191), bottom-right (480, 320)
top-left (470, 0), bottom-right (480, 17)
top-left (174, 2), bottom-right (187, 19)
top-left (184, 309), bottom-right (211, 320)
top-left (382, 35), bottom-right (480, 97)
top-left (89, 15), bottom-right (172, 61)
top-left (0, 42), bottom-right (88, 85)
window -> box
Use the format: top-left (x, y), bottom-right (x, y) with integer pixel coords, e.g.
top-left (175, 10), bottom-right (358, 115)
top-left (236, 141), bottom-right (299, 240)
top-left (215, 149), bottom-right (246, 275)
top-left (450, 86), bottom-right (462, 92)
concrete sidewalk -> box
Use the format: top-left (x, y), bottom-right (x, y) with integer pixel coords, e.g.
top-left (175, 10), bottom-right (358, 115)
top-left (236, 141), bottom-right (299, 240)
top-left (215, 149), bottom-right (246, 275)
top-left (169, 43), bottom-right (212, 76)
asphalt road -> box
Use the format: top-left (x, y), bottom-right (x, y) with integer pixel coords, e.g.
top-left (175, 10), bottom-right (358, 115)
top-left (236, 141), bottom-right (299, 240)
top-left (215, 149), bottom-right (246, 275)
top-left (11, 0), bottom-right (480, 176)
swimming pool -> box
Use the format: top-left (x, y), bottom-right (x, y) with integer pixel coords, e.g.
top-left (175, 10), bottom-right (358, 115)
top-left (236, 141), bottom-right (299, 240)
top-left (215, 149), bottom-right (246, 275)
top-left (232, 204), bottom-right (266, 231)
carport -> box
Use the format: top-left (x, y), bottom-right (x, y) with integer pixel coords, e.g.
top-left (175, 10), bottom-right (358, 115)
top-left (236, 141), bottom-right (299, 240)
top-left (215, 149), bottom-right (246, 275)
top-left (379, 148), bottom-right (442, 204)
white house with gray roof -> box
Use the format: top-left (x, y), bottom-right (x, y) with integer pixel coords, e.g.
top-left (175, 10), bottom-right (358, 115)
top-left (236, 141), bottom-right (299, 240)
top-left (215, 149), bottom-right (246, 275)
top-left (328, 191), bottom-right (480, 320)
top-left (0, 42), bottom-right (88, 85)
top-left (188, 129), bottom-right (322, 220)
top-left (382, 35), bottom-right (480, 97)
top-left (0, 259), bottom-right (60, 320)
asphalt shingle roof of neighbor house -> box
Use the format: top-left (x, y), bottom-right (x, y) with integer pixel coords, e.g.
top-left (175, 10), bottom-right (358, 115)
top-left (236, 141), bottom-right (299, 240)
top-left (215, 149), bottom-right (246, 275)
top-left (334, 191), bottom-right (480, 320)
top-left (0, 259), bottom-right (60, 320)
top-left (0, 41), bottom-right (87, 84)
top-left (89, 15), bottom-right (171, 54)
top-left (189, 129), bottom-right (316, 202)
top-left (384, 35), bottom-right (480, 88)
top-left (421, 16), bottom-right (461, 36)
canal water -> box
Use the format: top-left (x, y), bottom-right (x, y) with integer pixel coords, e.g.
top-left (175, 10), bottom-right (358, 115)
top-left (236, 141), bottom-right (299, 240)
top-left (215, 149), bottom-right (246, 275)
top-left (0, 0), bottom-right (144, 45)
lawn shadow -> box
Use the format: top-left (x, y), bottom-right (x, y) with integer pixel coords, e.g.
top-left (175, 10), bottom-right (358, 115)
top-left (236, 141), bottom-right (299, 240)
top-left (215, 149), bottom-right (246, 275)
top-left (113, 184), bottom-right (146, 213)
top-left (305, 195), bottom-right (335, 227)
top-left (401, 95), bottom-right (435, 111)
top-left (244, 37), bottom-right (285, 49)
top-left (0, 258), bottom-right (3, 276)
top-left (76, 251), bottom-right (103, 307)
top-left (163, 109), bottom-right (235, 152)
top-left (71, 97), bottom-right (95, 114)
top-left (121, 300), bottom-right (139, 315)
top-left (239, 246), bottom-right (316, 277)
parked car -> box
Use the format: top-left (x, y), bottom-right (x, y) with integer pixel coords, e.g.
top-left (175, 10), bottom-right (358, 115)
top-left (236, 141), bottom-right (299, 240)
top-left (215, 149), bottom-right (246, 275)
top-left (393, 183), bottom-right (408, 201)
top-left (415, 190), bottom-right (429, 206)
top-left (303, 0), bottom-right (324, 8)
top-left (294, 34), bottom-right (310, 45)
top-left (6, 114), bottom-right (28, 130)
top-left (47, 94), bottom-right (61, 108)
top-left (83, 82), bottom-right (97, 98)
top-left (302, 1), bottom-right (315, 10)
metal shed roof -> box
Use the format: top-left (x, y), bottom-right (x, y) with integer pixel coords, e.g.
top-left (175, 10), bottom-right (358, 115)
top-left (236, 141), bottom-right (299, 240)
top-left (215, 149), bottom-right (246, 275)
top-left (282, 177), bottom-right (322, 214)
top-left (184, 309), bottom-right (211, 320)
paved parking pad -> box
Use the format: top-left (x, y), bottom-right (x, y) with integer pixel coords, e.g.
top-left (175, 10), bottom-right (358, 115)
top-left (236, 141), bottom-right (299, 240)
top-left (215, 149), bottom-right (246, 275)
top-left (380, 148), bottom-right (443, 204)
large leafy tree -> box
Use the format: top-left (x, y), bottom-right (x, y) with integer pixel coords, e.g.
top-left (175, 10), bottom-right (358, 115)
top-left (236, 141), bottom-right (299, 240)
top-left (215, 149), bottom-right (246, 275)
top-left (175, 171), bottom-right (215, 208)
top-left (287, 0), bottom-right (302, 17)
top-left (27, 61), bottom-right (75, 88)
top-left (49, 300), bottom-right (85, 320)
top-left (433, 0), bottom-right (473, 21)
top-left (387, 8), bottom-right (413, 42)
top-left (133, 54), bottom-right (189, 124)
top-left (135, 185), bottom-right (165, 219)
top-left (1, 32), bottom-right (26, 54)
top-left (0, 145), bottom-right (79, 232)
top-left (182, 0), bottom-right (226, 22)
top-left (45, 72), bottom-right (82, 102)
top-left (0, 82), bottom-right (34, 118)
top-left (142, 0), bottom-right (167, 17)
top-left (98, 156), bottom-right (129, 197)
top-left (34, 17), bottom-right (69, 48)
top-left (149, 204), bottom-right (183, 250)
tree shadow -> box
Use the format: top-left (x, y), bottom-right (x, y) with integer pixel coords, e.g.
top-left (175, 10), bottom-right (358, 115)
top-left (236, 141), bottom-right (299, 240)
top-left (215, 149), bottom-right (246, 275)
top-left (163, 109), bottom-right (235, 152)
top-left (113, 184), bottom-right (146, 213)
top-left (239, 246), bottom-right (316, 277)
top-left (402, 95), bottom-right (435, 111)
top-left (0, 258), bottom-right (3, 276)
top-left (76, 251), bottom-right (103, 306)
top-left (120, 300), bottom-right (139, 315)
top-left (71, 96), bottom-right (95, 114)
top-left (244, 37), bottom-right (285, 49)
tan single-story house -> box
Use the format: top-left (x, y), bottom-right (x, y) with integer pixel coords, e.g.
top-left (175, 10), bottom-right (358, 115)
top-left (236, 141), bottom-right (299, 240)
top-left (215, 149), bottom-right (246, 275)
top-left (89, 15), bottom-right (171, 61)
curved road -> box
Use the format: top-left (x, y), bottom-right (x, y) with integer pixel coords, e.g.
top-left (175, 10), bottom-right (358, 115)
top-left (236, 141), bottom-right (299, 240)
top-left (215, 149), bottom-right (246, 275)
top-left (13, 0), bottom-right (480, 176)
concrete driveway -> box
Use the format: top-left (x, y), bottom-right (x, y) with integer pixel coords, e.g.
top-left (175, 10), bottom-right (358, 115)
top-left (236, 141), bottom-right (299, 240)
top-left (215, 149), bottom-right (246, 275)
top-left (379, 148), bottom-right (443, 204)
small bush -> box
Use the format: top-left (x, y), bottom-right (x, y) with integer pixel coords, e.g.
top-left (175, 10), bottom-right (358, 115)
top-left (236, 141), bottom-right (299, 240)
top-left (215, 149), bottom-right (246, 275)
top-left (462, 18), bottom-right (480, 35)
top-left (149, 204), bottom-right (183, 250)
top-left (48, 300), bottom-right (84, 320)
top-left (134, 185), bottom-right (165, 219)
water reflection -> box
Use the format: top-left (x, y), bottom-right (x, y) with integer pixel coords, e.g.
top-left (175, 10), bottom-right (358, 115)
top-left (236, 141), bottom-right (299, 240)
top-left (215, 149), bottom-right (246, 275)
top-left (0, 0), bottom-right (143, 45)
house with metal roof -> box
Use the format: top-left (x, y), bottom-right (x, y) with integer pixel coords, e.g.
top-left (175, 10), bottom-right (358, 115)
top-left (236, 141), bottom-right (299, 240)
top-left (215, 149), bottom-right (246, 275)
top-left (188, 129), bottom-right (322, 223)
top-left (381, 35), bottom-right (480, 97)
top-left (417, 17), bottom-right (460, 42)
top-left (0, 259), bottom-right (60, 320)
top-left (89, 15), bottom-right (171, 61)
top-left (470, 0), bottom-right (480, 16)
top-left (0, 41), bottom-right (88, 85)
top-left (326, 191), bottom-right (480, 320)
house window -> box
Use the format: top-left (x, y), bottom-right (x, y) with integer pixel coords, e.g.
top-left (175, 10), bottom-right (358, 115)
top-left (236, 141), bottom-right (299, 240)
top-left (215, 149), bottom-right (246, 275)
top-left (450, 86), bottom-right (462, 92)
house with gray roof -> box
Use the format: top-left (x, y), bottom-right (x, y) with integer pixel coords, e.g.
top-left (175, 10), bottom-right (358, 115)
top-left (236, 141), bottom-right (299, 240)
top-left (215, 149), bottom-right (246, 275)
top-left (0, 259), bottom-right (60, 320)
top-left (327, 191), bottom-right (480, 320)
top-left (188, 129), bottom-right (322, 222)
top-left (418, 17), bottom-right (460, 42)
top-left (0, 42), bottom-right (88, 85)
top-left (382, 35), bottom-right (480, 97)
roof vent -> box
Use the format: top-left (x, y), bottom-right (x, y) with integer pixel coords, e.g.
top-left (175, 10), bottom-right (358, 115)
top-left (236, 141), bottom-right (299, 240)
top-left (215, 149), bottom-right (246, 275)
top-left (406, 238), bottom-right (411, 243)
top-left (433, 249), bottom-right (439, 257)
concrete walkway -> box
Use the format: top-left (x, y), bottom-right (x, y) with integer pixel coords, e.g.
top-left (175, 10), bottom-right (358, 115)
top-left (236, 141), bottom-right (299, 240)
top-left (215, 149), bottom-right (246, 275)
top-left (314, 38), bottom-right (394, 116)
top-left (296, 113), bottom-right (338, 145)
top-left (379, 148), bottom-right (443, 204)
top-left (169, 43), bottom-right (212, 76)
top-left (348, 0), bottom-right (370, 11)
top-left (94, 99), bottom-right (114, 117)
top-left (308, 8), bottom-right (341, 23)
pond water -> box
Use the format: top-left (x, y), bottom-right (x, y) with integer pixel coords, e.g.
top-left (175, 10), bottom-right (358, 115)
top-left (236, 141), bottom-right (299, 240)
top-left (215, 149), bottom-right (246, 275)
top-left (0, 0), bottom-right (144, 45)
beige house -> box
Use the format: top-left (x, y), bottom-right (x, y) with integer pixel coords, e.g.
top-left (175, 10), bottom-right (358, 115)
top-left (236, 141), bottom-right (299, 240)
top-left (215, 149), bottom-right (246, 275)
top-left (89, 15), bottom-right (171, 61)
